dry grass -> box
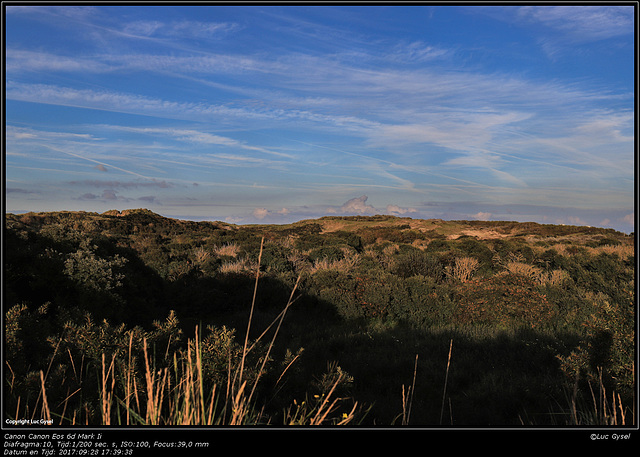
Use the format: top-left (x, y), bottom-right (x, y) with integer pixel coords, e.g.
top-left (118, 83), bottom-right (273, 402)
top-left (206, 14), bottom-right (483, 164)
top-left (545, 269), bottom-right (571, 286)
top-left (567, 369), bottom-right (630, 426)
top-left (214, 243), bottom-right (240, 258)
top-left (309, 253), bottom-right (361, 274)
top-left (362, 244), bottom-right (397, 270)
top-left (587, 244), bottom-right (634, 260)
top-left (193, 246), bottom-right (211, 264)
top-left (449, 256), bottom-right (479, 283)
top-left (193, 243), bottom-right (241, 266)
top-left (534, 241), bottom-right (634, 260)
top-left (503, 261), bottom-right (569, 286)
top-left (287, 249), bottom-right (310, 272)
top-left (219, 258), bottom-right (257, 274)
top-left (504, 261), bottom-right (542, 281)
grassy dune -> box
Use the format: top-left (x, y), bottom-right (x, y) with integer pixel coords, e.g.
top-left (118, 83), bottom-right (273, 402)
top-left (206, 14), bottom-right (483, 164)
top-left (4, 210), bottom-right (635, 426)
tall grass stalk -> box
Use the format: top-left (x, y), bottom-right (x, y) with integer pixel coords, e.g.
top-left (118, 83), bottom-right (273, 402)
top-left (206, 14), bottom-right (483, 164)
top-left (440, 339), bottom-right (453, 425)
top-left (101, 354), bottom-right (116, 425)
top-left (561, 368), bottom-right (632, 426)
top-left (238, 237), bottom-right (263, 390)
top-left (39, 371), bottom-right (51, 423)
top-left (246, 274), bottom-right (302, 406)
top-left (400, 354), bottom-right (418, 425)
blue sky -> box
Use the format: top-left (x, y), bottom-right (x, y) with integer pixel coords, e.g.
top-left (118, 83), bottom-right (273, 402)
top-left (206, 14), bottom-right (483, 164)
top-left (4, 4), bottom-right (636, 232)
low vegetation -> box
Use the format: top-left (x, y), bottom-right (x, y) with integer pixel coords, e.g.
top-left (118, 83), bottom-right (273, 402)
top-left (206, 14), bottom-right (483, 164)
top-left (4, 209), bottom-right (635, 426)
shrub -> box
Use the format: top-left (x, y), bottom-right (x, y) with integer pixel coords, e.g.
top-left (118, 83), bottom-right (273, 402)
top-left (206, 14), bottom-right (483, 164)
top-left (5, 210), bottom-right (633, 426)
top-left (556, 287), bottom-right (634, 400)
top-left (64, 244), bottom-right (127, 292)
top-left (456, 238), bottom-right (495, 265)
top-left (391, 249), bottom-right (445, 282)
top-left (308, 245), bottom-right (345, 263)
top-left (425, 239), bottom-right (450, 252)
top-left (453, 274), bottom-right (556, 328)
top-left (306, 270), bottom-right (390, 320)
top-left (357, 226), bottom-right (424, 245)
top-left (247, 243), bottom-right (294, 273)
top-left (386, 277), bottom-right (454, 327)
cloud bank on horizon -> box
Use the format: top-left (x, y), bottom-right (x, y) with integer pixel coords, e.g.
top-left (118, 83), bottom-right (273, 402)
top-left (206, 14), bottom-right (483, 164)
top-left (4, 5), bottom-right (636, 232)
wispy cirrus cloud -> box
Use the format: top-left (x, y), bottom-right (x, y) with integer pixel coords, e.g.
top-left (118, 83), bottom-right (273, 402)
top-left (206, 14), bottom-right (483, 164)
top-left (6, 125), bottom-right (161, 182)
top-left (122, 19), bottom-right (239, 39)
top-left (69, 179), bottom-right (172, 189)
top-left (5, 125), bottom-right (102, 142)
top-left (516, 5), bottom-right (634, 42)
top-left (6, 49), bottom-right (112, 73)
top-left (102, 125), bottom-right (294, 158)
top-left (477, 6), bottom-right (635, 60)
top-left (4, 81), bottom-right (377, 135)
top-left (6, 39), bottom-right (631, 148)
top-left (7, 6), bottom-right (239, 49)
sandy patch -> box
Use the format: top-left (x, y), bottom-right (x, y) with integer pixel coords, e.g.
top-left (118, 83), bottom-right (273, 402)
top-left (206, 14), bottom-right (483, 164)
top-left (449, 229), bottom-right (509, 240)
top-left (319, 220), bottom-right (350, 233)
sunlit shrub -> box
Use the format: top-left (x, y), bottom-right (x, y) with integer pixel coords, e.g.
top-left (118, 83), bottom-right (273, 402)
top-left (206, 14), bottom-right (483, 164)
top-left (453, 274), bottom-right (556, 328)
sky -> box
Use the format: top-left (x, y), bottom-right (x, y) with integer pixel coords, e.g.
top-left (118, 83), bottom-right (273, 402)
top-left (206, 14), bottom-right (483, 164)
top-left (4, 4), bottom-right (637, 232)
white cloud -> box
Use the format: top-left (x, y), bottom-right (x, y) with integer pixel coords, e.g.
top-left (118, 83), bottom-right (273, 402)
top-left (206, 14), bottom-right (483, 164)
top-left (566, 216), bottom-right (588, 226)
top-left (573, 111), bottom-right (634, 144)
top-left (386, 204), bottom-right (417, 215)
top-left (334, 195), bottom-right (377, 215)
top-left (234, 206), bottom-right (292, 223)
top-left (472, 212), bottom-right (492, 221)
top-left (252, 207), bottom-right (269, 219)
top-left (622, 213), bottom-right (635, 227)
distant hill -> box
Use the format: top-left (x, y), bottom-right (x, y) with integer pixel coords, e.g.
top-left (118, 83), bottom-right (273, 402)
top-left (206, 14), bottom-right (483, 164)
top-left (5, 208), bottom-right (629, 240)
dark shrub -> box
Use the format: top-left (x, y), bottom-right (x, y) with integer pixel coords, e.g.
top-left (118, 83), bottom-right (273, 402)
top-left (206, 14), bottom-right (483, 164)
top-left (391, 249), bottom-right (445, 282)
top-left (308, 245), bottom-right (345, 263)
